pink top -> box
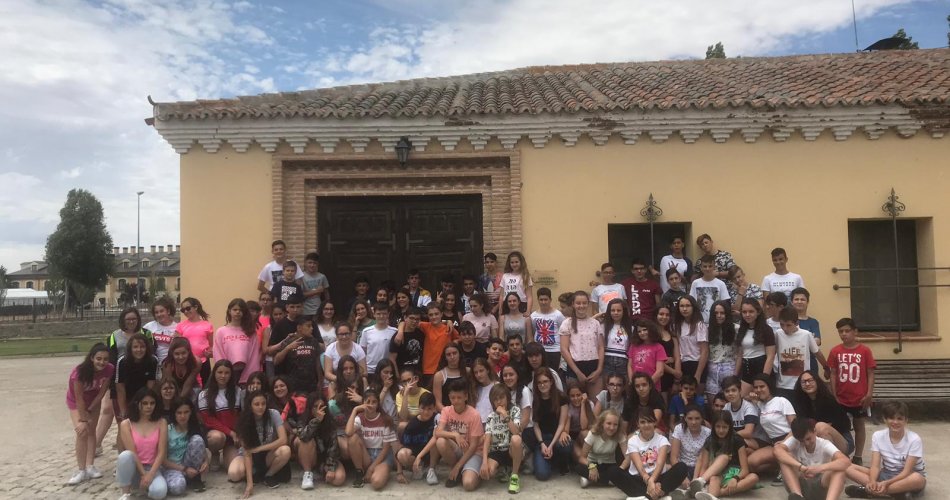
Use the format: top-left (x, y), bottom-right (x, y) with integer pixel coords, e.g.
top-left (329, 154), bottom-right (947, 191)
top-left (558, 317), bottom-right (604, 362)
top-left (65, 363), bottom-right (115, 410)
top-left (176, 320), bottom-right (214, 363)
top-left (131, 424), bottom-right (160, 465)
top-left (212, 325), bottom-right (262, 384)
top-left (627, 343), bottom-right (668, 389)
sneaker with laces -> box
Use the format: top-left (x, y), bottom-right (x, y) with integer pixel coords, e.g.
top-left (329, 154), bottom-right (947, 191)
top-left (264, 475), bottom-right (280, 489)
top-left (688, 477), bottom-right (707, 497)
top-left (508, 473), bottom-right (520, 494)
top-left (844, 485), bottom-right (870, 498)
top-left (85, 465), bottom-right (103, 479)
top-left (67, 470), bottom-right (86, 486)
top-left (521, 458), bottom-right (533, 475)
top-left (695, 493), bottom-right (720, 500)
top-left (496, 465), bottom-right (510, 483)
top-left (671, 488), bottom-right (689, 500)
top-left (425, 467), bottom-right (438, 485)
top-left (771, 472), bottom-right (784, 486)
top-left (301, 471), bottom-right (314, 490)
top-left (580, 476), bottom-right (590, 488)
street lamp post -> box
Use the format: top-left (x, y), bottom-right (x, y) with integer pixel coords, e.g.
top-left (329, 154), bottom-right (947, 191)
top-left (136, 191), bottom-right (144, 306)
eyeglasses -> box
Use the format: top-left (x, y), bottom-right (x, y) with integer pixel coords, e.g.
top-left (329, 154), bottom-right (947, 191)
top-left (336, 331), bottom-right (351, 337)
top-left (801, 378), bottom-right (816, 385)
top-left (181, 306), bottom-right (193, 312)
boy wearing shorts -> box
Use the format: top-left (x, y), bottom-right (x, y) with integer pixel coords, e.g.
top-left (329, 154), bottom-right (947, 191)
top-left (828, 317), bottom-right (876, 465)
top-left (845, 402), bottom-right (926, 499)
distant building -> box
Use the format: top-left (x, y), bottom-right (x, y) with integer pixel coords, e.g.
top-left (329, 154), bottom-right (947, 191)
top-left (6, 245), bottom-right (181, 306)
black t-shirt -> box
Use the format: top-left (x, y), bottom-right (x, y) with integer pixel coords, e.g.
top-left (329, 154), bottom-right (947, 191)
top-left (704, 434), bottom-right (747, 467)
top-left (117, 355), bottom-right (158, 400)
top-left (269, 318), bottom-right (298, 376)
top-left (270, 280), bottom-right (304, 307)
top-left (401, 415), bottom-right (436, 454)
top-left (278, 336), bottom-right (323, 394)
top-left (459, 342), bottom-right (487, 370)
top-left (389, 329), bottom-right (425, 370)
top-left (622, 391), bottom-right (666, 422)
top-left (794, 395), bottom-right (851, 435)
top-left (534, 397), bottom-right (561, 434)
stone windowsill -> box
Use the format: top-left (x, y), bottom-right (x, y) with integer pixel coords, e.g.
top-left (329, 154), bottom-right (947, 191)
top-left (856, 332), bottom-right (941, 343)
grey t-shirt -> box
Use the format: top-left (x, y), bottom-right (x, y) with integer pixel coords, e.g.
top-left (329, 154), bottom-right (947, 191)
top-left (302, 272), bottom-right (329, 315)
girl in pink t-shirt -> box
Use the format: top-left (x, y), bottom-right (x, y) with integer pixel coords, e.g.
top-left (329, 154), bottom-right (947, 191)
top-left (559, 291), bottom-right (605, 399)
top-left (176, 297), bottom-right (214, 385)
top-left (212, 298), bottom-right (262, 385)
top-left (627, 320), bottom-right (668, 390)
top-left (66, 343), bottom-right (114, 485)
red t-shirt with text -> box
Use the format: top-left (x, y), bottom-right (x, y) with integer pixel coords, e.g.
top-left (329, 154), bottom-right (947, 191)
top-left (828, 343), bottom-right (876, 407)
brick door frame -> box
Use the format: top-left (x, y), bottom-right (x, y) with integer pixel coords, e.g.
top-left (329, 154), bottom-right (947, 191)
top-left (271, 151), bottom-right (522, 262)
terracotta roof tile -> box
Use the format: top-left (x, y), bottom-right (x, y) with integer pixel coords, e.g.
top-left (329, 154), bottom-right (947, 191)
top-left (153, 49), bottom-right (950, 121)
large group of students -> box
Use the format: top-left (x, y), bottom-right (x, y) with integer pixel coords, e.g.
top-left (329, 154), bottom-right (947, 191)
top-left (65, 236), bottom-right (927, 499)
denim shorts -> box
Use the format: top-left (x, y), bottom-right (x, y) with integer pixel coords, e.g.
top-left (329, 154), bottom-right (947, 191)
top-left (367, 447), bottom-right (395, 468)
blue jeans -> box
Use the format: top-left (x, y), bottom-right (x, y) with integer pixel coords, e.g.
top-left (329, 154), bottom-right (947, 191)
top-left (526, 431), bottom-right (571, 481)
top-left (116, 450), bottom-right (167, 499)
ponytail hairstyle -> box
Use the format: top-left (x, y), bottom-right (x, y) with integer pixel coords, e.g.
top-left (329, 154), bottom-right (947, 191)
top-left (569, 290), bottom-right (591, 332)
top-left (181, 297), bottom-right (210, 320)
top-left (77, 343), bottom-right (110, 385)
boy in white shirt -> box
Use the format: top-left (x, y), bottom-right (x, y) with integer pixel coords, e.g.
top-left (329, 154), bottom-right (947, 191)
top-left (529, 287), bottom-right (566, 369)
top-left (360, 302), bottom-right (398, 374)
top-left (689, 255), bottom-right (730, 324)
top-left (775, 418), bottom-right (851, 500)
top-left (845, 401), bottom-right (926, 499)
top-left (761, 247), bottom-right (804, 301)
top-left (774, 307), bottom-right (829, 400)
top-left (590, 263), bottom-right (626, 314)
top-left (257, 239), bottom-right (304, 294)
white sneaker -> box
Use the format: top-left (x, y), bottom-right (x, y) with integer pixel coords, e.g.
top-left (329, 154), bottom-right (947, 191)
top-left (671, 488), bottom-right (689, 500)
top-left (85, 465), bottom-right (103, 479)
top-left (301, 471), bottom-right (314, 490)
top-left (625, 497), bottom-right (649, 500)
top-left (580, 476), bottom-right (590, 488)
top-left (688, 477), bottom-right (706, 497)
top-left (118, 494), bottom-right (132, 500)
top-left (658, 496), bottom-right (672, 500)
top-left (696, 493), bottom-right (720, 500)
top-left (425, 467), bottom-right (438, 485)
top-left (67, 470), bottom-right (86, 485)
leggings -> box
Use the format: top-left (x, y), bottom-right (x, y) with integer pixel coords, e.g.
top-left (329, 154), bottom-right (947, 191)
top-left (607, 462), bottom-right (689, 498)
top-left (163, 435), bottom-right (206, 495)
top-left (117, 451), bottom-right (167, 499)
top-left (575, 462), bottom-right (615, 486)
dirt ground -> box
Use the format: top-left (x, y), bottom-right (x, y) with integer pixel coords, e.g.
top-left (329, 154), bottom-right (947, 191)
top-left (0, 356), bottom-right (940, 499)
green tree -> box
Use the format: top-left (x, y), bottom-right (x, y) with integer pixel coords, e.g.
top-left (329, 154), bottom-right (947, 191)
top-left (706, 42), bottom-right (726, 59)
top-left (45, 189), bottom-right (114, 317)
top-left (892, 28), bottom-right (919, 50)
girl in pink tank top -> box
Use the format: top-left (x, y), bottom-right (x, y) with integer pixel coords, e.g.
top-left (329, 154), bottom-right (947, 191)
top-left (116, 388), bottom-right (167, 499)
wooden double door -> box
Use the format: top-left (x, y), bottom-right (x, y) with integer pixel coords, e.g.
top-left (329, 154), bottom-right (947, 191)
top-left (318, 195), bottom-right (483, 300)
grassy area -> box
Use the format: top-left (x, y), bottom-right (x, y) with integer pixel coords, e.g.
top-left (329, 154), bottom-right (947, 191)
top-left (0, 337), bottom-right (100, 357)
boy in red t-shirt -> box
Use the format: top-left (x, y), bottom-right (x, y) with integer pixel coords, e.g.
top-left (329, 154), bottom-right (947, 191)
top-left (828, 317), bottom-right (876, 465)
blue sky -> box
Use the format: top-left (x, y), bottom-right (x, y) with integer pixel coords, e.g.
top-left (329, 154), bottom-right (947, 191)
top-left (1, 0), bottom-right (948, 273)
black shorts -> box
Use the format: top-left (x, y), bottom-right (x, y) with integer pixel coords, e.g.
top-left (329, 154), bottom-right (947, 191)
top-left (488, 450), bottom-right (513, 466)
top-left (681, 360), bottom-right (708, 383)
top-left (571, 360), bottom-right (599, 377)
top-left (741, 356), bottom-right (768, 384)
top-left (661, 373), bottom-right (675, 392)
top-left (842, 405), bottom-right (869, 419)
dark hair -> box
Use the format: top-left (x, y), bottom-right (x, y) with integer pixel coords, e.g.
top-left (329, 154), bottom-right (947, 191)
top-left (225, 298), bottom-right (256, 337)
top-left (405, 306), bottom-right (424, 318)
top-left (372, 301), bottom-right (389, 313)
top-left (632, 318), bottom-right (661, 345)
top-left (880, 401), bottom-right (909, 419)
top-left (371, 358), bottom-right (398, 401)
top-left (180, 297), bottom-right (210, 320)
top-left (792, 372), bottom-right (838, 418)
top-left (127, 387), bottom-right (161, 422)
top-left (699, 254), bottom-right (716, 266)
top-left (172, 398), bottom-right (206, 444)
top-left (408, 268), bottom-right (420, 277)
top-left (680, 403), bottom-right (705, 433)
top-left (507, 333), bottom-right (523, 345)
top-left (204, 359), bottom-right (237, 415)
top-left (673, 295), bottom-right (702, 336)
top-left (237, 391), bottom-right (273, 448)
top-left (603, 298), bottom-right (633, 345)
top-left (285, 295), bottom-right (304, 306)
top-left (708, 300), bottom-right (736, 346)
top-left (791, 287), bottom-right (810, 301)
top-left (484, 252), bottom-right (498, 261)
top-left (836, 317), bottom-right (857, 330)
top-left (696, 234), bottom-right (712, 247)
top-left (360, 389), bottom-right (395, 430)
top-left (162, 337), bottom-right (198, 374)
top-left (721, 375), bottom-right (742, 392)
top-left (791, 417), bottom-right (816, 440)
top-left (601, 262), bottom-right (614, 271)
top-left (151, 296), bottom-right (177, 318)
top-left (77, 343), bottom-right (110, 385)
top-left (245, 371), bottom-right (269, 393)
top-left (461, 274), bottom-right (477, 284)
top-left (488, 337), bottom-right (505, 350)
top-left (736, 298), bottom-right (773, 347)
top-left (501, 363), bottom-right (526, 406)
top-left (246, 300), bottom-right (261, 314)
top-left (630, 258), bottom-right (646, 268)
top-left (665, 267), bottom-right (682, 279)
top-left (271, 239), bottom-right (285, 249)
top-left (458, 321), bottom-right (476, 336)
top-left (765, 292), bottom-right (788, 307)
top-left (440, 274), bottom-right (455, 284)
top-left (537, 287), bottom-right (552, 299)
top-left (568, 290), bottom-right (591, 332)
top-left (418, 391), bottom-right (436, 408)
top-left (636, 406), bottom-right (657, 423)
top-left (446, 379), bottom-right (470, 398)
top-left (771, 247), bottom-right (787, 259)
top-left (557, 292), bottom-right (573, 305)
top-left (778, 306), bottom-right (799, 324)
top-left (305, 252), bottom-right (320, 262)
top-left (532, 367), bottom-right (563, 423)
top-left (566, 379), bottom-right (596, 424)
top-left (524, 341), bottom-right (546, 360)
top-left (437, 342), bottom-right (463, 371)
top-left (680, 374), bottom-right (698, 387)
top-left (501, 292), bottom-right (526, 315)
top-left (317, 301), bottom-right (336, 325)
top-left (353, 275), bottom-right (370, 285)
top-left (706, 410), bottom-right (738, 456)
top-left (124, 333), bottom-right (154, 363)
top-left (332, 355), bottom-right (364, 412)
top-left (752, 373), bottom-right (775, 397)
top-left (626, 371), bottom-right (662, 413)
top-left (282, 260), bottom-right (297, 271)
top-left (118, 307), bottom-right (142, 332)
top-left (304, 391), bottom-right (336, 443)
top-left (270, 375), bottom-right (293, 409)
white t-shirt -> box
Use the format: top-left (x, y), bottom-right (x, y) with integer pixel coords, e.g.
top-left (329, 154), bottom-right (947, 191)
top-left (591, 283), bottom-right (626, 313)
top-left (773, 328), bottom-right (820, 390)
top-left (761, 272), bottom-right (804, 301)
top-left (678, 322), bottom-right (708, 362)
top-left (672, 425), bottom-right (712, 467)
top-left (475, 383), bottom-right (494, 423)
top-left (317, 324), bottom-right (336, 347)
top-left (143, 320), bottom-right (178, 365)
top-left (324, 342), bottom-right (366, 372)
top-left (740, 329), bottom-right (765, 358)
top-left (872, 429), bottom-right (926, 475)
top-left (257, 260), bottom-right (304, 290)
top-left (461, 312), bottom-right (498, 343)
top-left (530, 310), bottom-right (566, 352)
top-left (689, 278), bottom-right (730, 324)
top-left (512, 385), bottom-right (534, 429)
top-left (359, 325), bottom-right (397, 374)
top-left (756, 396), bottom-right (795, 439)
top-left (782, 435), bottom-right (839, 466)
top-left (605, 324), bottom-right (630, 359)
top-left (626, 432), bottom-right (670, 475)
top-left (596, 389), bottom-right (624, 415)
top-left (659, 255), bottom-right (690, 293)
top-left (501, 273), bottom-right (532, 302)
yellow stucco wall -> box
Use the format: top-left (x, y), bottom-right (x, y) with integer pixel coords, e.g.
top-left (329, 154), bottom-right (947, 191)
top-left (179, 131), bottom-right (949, 360)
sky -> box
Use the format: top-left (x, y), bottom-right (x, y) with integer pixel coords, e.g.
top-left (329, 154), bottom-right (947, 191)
top-left (1, 0), bottom-right (948, 272)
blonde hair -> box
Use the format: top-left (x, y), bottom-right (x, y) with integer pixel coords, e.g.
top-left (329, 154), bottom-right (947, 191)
top-left (590, 408), bottom-right (624, 442)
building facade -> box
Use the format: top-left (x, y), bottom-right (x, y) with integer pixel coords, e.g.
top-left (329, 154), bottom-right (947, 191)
top-left (150, 49), bottom-right (950, 360)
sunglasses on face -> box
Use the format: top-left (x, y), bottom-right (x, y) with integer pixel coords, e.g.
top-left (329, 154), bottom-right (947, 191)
top-left (181, 306), bottom-right (193, 312)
